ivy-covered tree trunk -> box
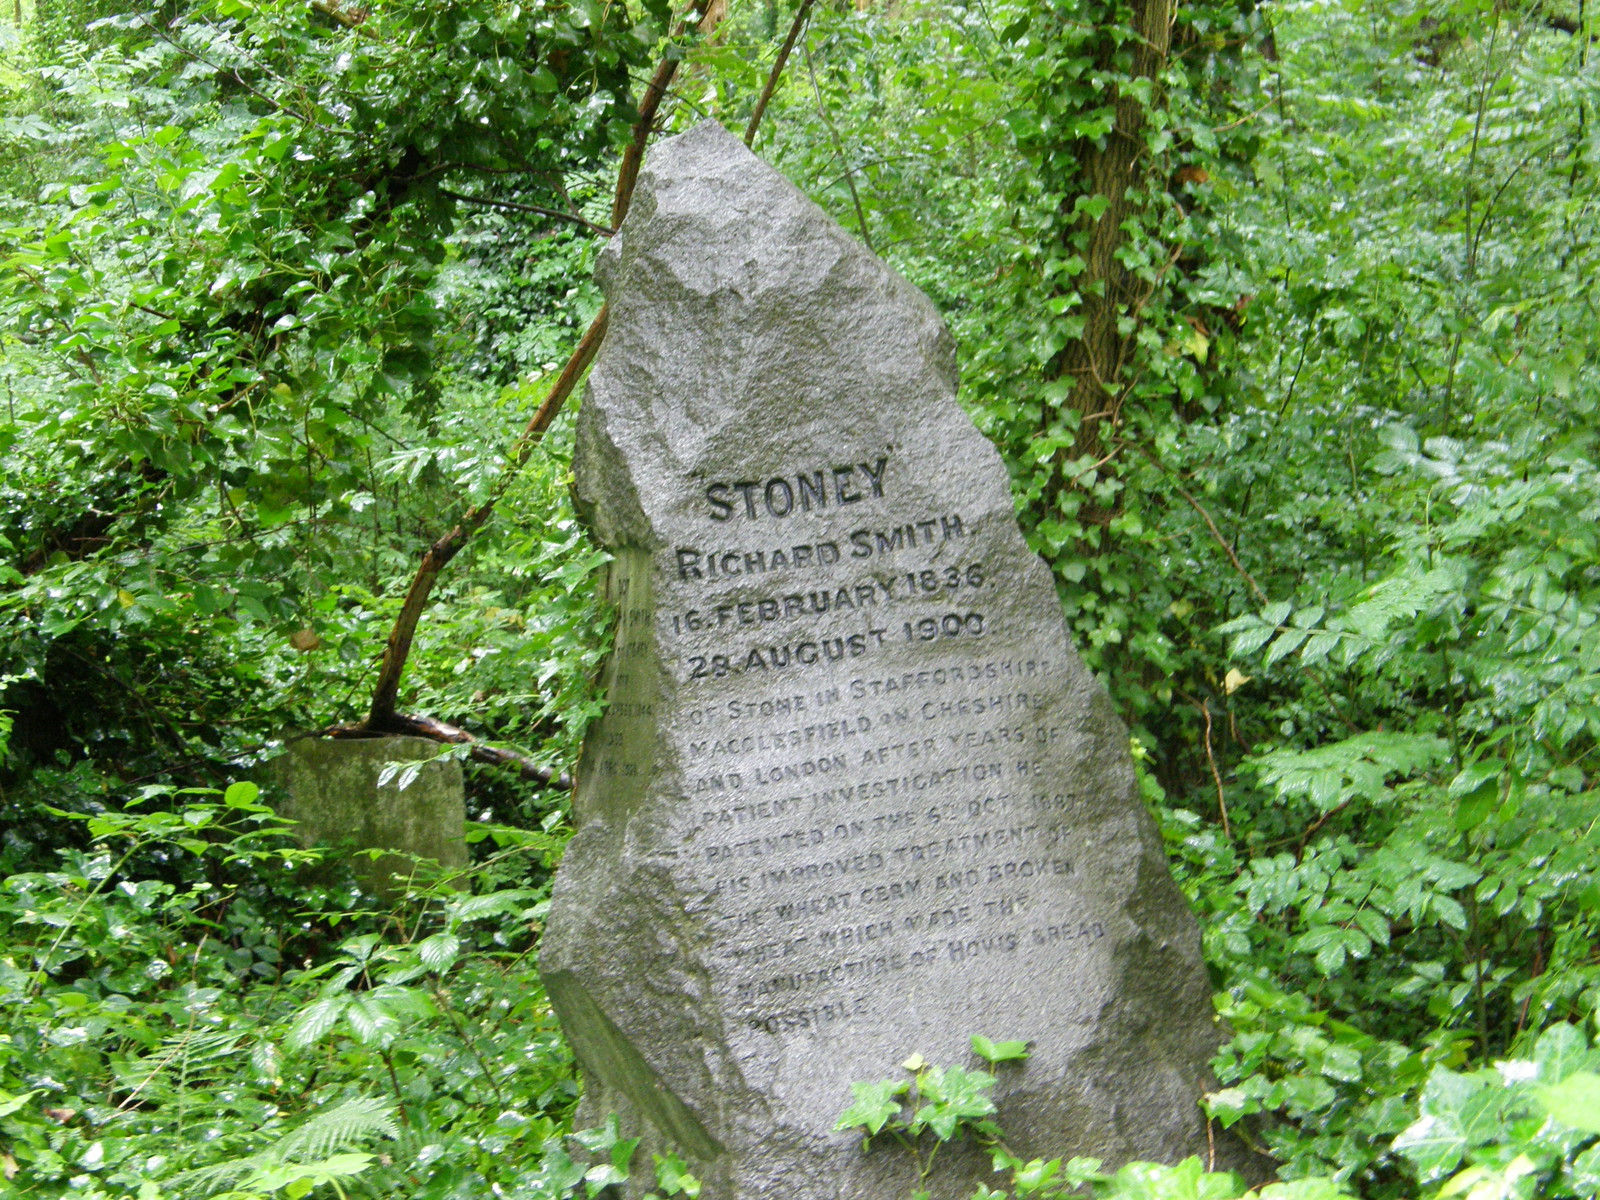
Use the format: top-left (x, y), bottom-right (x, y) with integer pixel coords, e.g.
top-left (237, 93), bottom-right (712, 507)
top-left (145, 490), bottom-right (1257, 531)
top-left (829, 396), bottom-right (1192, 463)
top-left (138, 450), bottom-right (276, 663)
top-left (999, 0), bottom-right (1259, 545)
top-left (1050, 0), bottom-right (1174, 468)
top-left (977, 0), bottom-right (1260, 752)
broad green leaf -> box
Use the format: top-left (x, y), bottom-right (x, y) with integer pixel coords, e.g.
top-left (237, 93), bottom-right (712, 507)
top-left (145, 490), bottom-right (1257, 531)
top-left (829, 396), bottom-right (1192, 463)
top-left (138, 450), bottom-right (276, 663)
top-left (652, 1151), bottom-right (701, 1198)
top-left (224, 780), bottom-right (261, 808)
top-left (1256, 1181), bottom-right (1354, 1200)
top-left (527, 1139), bottom-right (587, 1195)
top-left (286, 996), bottom-right (347, 1049)
top-left (417, 932), bottom-right (460, 972)
top-left (1569, 1142), bottom-right (1600, 1195)
top-left (1393, 1113), bottom-right (1469, 1182)
top-left (0, 1089), bottom-right (38, 1118)
top-left (1264, 626), bottom-right (1310, 665)
top-left (1012, 1157), bottom-right (1060, 1196)
top-left (913, 1065), bottom-right (996, 1139)
top-left (1534, 1023), bottom-right (1592, 1083)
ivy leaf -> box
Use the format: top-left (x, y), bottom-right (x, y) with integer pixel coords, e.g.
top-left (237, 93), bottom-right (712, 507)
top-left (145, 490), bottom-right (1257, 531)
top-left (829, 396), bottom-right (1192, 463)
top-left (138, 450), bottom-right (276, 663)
top-left (1394, 1067), bottom-right (1484, 1181)
top-left (651, 1151), bottom-right (701, 1198)
top-left (584, 1148), bottom-right (636, 1197)
top-left (835, 1079), bottom-right (909, 1135)
top-left (526, 1138), bottom-right (587, 1195)
top-left (1013, 1157), bottom-right (1061, 1196)
top-left (1570, 1143), bottom-right (1600, 1196)
top-left (912, 1065), bottom-right (996, 1140)
top-left (1203, 1087), bottom-right (1253, 1127)
top-left (1256, 1182), bottom-right (1356, 1200)
top-left (1392, 1113), bottom-right (1469, 1182)
top-left (971, 1035), bottom-right (1029, 1064)
top-left (1533, 1022), bottom-right (1593, 1083)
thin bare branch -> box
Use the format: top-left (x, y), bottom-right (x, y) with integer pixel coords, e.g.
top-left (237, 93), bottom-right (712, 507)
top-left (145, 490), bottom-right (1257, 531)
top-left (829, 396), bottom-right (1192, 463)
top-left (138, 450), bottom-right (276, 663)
top-left (1135, 445), bottom-right (1270, 606)
top-left (364, 307), bottom-right (608, 730)
top-left (364, 0), bottom-right (726, 735)
top-left (326, 716), bottom-right (572, 790)
top-left (744, 0), bottom-right (816, 147)
top-left (803, 39), bottom-right (875, 254)
top-left (613, 59), bottom-right (682, 227)
top-left (1193, 697), bottom-right (1232, 838)
top-left (436, 187), bottom-right (614, 237)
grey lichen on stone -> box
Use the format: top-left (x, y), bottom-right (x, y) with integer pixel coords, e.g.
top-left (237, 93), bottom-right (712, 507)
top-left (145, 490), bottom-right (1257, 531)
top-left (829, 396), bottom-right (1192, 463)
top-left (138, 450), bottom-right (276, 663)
top-left (539, 121), bottom-right (1244, 1199)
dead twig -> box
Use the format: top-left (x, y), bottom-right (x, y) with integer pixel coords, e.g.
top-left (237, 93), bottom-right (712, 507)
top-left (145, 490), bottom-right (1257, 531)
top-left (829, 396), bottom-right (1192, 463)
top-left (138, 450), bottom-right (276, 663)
top-left (1192, 697), bottom-right (1231, 838)
top-left (1134, 444), bottom-right (1269, 606)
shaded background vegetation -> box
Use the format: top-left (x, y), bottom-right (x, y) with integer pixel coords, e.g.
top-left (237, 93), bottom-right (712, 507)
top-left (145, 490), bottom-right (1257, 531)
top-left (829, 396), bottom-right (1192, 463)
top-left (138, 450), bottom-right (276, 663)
top-left (2, 0), bottom-right (1599, 1196)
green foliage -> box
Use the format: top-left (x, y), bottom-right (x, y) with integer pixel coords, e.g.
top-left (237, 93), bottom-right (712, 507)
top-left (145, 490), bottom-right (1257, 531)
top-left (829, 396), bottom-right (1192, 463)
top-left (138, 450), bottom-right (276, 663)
top-left (164, 1095), bottom-right (401, 1198)
top-left (0, 0), bottom-right (633, 819)
top-left (837, 1044), bottom-right (1356, 1200)
top-left (0, 780), bottom-right (580, 1198)
top-left (5, 0), bottom-right (1600, 1197)
top-left (834, 1047), bottom-right (1010, 1199)
top-left (971, 1035), bottom-right (1030, 1065)
top-left (1391, 1023), bottom-right (1600, 1200)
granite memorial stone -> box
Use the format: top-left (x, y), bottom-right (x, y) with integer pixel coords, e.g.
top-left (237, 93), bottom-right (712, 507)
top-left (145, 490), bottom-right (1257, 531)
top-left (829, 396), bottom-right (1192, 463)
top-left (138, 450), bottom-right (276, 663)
top-left (539, 120), bottom-right (1235, 1198)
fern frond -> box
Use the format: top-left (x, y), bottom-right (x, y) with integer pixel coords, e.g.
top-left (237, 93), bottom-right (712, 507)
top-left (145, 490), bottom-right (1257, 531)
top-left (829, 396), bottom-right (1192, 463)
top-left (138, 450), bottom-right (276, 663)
top-left (273, 1096), bottom-right (400, 1163)
top-left (164, 1153), bottom-right (262, 1196)
top-left (163, 1096), bottom-right (398, 1197)
top-left (116, 1030), bottom-right (249, 1098)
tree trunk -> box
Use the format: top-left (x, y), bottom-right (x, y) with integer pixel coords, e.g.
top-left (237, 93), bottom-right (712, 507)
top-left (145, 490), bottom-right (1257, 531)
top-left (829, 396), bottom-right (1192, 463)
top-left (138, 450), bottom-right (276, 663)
top-left (1050, 0), bottom-right (1175, 467)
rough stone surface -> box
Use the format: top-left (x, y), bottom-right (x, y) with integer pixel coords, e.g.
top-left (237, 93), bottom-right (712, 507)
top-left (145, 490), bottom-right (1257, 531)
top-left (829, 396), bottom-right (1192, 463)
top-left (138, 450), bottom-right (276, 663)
top-left (539, 121), bottom-right (1237, 1199)
top-left (271, 736), bottom-right (466, 897)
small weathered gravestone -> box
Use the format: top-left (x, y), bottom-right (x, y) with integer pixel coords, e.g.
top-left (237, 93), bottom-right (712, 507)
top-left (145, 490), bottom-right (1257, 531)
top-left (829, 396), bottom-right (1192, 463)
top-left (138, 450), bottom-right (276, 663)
top-left (271, 735), bottom-right (466, 898)
top-left (540, 122), bottom-right (1238, 1198)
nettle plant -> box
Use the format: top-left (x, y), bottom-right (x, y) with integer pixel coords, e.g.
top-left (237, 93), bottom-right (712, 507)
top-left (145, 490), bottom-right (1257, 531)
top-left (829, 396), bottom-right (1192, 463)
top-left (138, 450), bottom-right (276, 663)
top-left (835, 1037), bottom-right (1349, 1200)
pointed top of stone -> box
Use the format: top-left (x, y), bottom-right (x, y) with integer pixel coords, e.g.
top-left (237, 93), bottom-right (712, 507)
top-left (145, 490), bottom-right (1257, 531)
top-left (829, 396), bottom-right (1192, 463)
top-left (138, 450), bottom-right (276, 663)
top-left (574, 120), bottom-right (969, 552)
top-left (598, 119), bottom-right (945, 353)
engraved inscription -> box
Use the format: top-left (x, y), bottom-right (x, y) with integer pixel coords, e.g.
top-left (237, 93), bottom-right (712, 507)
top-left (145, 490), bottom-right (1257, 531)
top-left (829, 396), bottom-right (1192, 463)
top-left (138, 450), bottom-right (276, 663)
top-left (651, 454), bottom-right (1111, 1030)
top-left (705, 456), bottom-right (889, 521)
